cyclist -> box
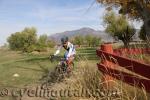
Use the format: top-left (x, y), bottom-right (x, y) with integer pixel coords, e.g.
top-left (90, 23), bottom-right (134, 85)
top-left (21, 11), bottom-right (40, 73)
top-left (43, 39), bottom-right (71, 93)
top-left (53, 36), bottom-right (76, 73)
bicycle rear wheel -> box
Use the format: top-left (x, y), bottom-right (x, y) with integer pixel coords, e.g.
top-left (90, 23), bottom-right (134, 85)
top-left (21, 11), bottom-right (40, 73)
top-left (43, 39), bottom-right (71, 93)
top-left (65, 62), bottom-right (75, 78)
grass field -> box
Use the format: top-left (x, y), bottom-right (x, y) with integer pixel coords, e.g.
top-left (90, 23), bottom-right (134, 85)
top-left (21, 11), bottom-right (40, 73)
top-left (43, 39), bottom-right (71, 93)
top-left (0, 47), bottom-right (98, 88)
top-left (0, 45), bottom-right (150, 100)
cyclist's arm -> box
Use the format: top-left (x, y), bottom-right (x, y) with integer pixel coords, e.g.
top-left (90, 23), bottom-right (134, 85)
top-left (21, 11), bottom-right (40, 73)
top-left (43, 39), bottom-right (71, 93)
top-left (54, 46), bottom-right (62, 56)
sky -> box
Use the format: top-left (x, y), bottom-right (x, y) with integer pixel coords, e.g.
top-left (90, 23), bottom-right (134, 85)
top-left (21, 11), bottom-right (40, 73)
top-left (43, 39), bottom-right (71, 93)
top-left (0, 0), bottom-right (142, 46)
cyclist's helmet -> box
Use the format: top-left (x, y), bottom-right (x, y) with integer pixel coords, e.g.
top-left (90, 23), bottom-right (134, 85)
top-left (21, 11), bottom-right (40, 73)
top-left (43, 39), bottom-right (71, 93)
top-left (61, 36), bottom-right (68, 44)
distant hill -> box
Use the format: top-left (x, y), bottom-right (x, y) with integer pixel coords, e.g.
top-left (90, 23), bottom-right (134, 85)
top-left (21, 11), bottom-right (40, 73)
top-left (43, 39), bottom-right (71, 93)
top-left (48, 27), bottom-right (114, 43)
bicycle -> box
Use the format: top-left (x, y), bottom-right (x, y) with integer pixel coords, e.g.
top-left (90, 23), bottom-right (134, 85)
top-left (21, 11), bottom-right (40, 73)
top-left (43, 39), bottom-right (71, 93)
top-left (50, 55), bottom-right (74, 78)
top-left (41, 55), bottom-right (74, 88)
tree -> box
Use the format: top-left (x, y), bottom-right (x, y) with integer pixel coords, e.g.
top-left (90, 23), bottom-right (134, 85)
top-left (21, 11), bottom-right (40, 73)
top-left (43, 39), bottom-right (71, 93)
top-left (7, 27), bottom-right (37, 52)
top-left (85, 35), bottom-right (101, 47)
top-left (85, 35), bottom-right (93, 47)
top-left (91, 37), bottom-right (101, 47)
top-left (7, 32), bottom-right (23, 50)
top-left (47, 40), bottom-right (56, 48)
top-left (104, 11), bottom-right (135, 47)
top-left (21, 27), bottom-right (37, 52)
top-left (97, 0), bottom-right (150, 41)
top-left (73, 35), bottom-right (84, 47)
top-left (36, 34), bottom-right (56, 51)
top-left (36, 34), bottom-right (48, 52)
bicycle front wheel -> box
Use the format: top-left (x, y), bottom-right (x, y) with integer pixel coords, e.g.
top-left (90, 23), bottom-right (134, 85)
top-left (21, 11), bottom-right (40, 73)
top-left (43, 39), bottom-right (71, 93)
top-left (54, 65), bottom-right (65, 82)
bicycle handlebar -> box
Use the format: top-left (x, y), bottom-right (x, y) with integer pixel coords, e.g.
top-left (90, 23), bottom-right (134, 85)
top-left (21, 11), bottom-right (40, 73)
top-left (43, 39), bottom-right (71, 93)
top-left (49, 55), bottom-right (65, 62)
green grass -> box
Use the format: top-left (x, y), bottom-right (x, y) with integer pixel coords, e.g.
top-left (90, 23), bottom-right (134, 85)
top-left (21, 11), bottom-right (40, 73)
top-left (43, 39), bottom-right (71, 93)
top-left (0, 45), bottom-right (150, 100)
top-left (0, 48), bottom-right (54, 87)
top-left (76, 47), bottom-right (99, 61)
top-left (0, 47), bottom-right (98, 88)
top-left (1, 45), bottom-right (148, 88)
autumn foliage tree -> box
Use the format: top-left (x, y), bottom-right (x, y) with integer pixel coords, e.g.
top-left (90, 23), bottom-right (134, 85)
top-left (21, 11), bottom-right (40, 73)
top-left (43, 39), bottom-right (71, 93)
top-left (97, 0), bottom-right (150, 41)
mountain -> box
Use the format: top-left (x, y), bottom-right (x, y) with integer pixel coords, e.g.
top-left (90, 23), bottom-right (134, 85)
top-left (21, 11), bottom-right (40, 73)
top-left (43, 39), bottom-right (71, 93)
top-left (48, 27), bottom-right (114, 42)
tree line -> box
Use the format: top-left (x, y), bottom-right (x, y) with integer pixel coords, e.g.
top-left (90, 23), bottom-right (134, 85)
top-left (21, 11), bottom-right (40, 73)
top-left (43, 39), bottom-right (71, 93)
top-left (7, 27), bottom-right (55, 53)
top-left (72, 35), bottom-right (101, 47)
top-left (7, 27), bottom-right (102, 53)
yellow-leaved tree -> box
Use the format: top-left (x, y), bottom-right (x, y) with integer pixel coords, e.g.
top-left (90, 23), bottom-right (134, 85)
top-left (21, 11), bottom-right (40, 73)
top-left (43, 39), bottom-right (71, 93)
top-left (97, 0), bottom-right (150, 41)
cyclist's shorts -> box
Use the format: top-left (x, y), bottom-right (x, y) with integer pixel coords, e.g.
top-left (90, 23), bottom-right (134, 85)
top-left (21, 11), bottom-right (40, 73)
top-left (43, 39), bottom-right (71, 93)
top-left (64, 51), bottom-right (75, 60)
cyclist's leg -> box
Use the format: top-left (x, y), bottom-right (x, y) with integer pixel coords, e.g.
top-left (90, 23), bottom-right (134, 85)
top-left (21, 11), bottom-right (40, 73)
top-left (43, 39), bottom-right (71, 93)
top-left (64, 51), bottom-right (68, 72)
top-left (66, 55), bottom-right (75, 72)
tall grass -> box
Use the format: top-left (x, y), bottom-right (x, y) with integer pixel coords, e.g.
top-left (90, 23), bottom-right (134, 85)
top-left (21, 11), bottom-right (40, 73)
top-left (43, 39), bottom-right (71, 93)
top-left (61, 58), bottom-right (150, 100)
top-left (0, 43), bottom-right (149, 100)
top-left (41, 42), bottom-right (150, 100)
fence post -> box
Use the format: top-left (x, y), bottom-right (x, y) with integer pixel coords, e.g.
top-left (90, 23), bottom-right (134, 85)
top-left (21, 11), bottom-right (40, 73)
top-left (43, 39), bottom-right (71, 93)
top-left (100, 43), bottom-right (115, 90)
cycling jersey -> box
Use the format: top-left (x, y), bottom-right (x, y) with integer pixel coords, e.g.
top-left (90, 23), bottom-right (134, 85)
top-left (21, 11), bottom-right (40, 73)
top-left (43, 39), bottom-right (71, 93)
top-left (54, 42), bottom-right (76, 60)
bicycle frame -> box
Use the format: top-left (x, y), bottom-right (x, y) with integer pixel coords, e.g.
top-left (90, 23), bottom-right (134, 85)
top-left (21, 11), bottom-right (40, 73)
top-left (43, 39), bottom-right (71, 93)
top-left (49, 55), bottom-right (74, 72)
